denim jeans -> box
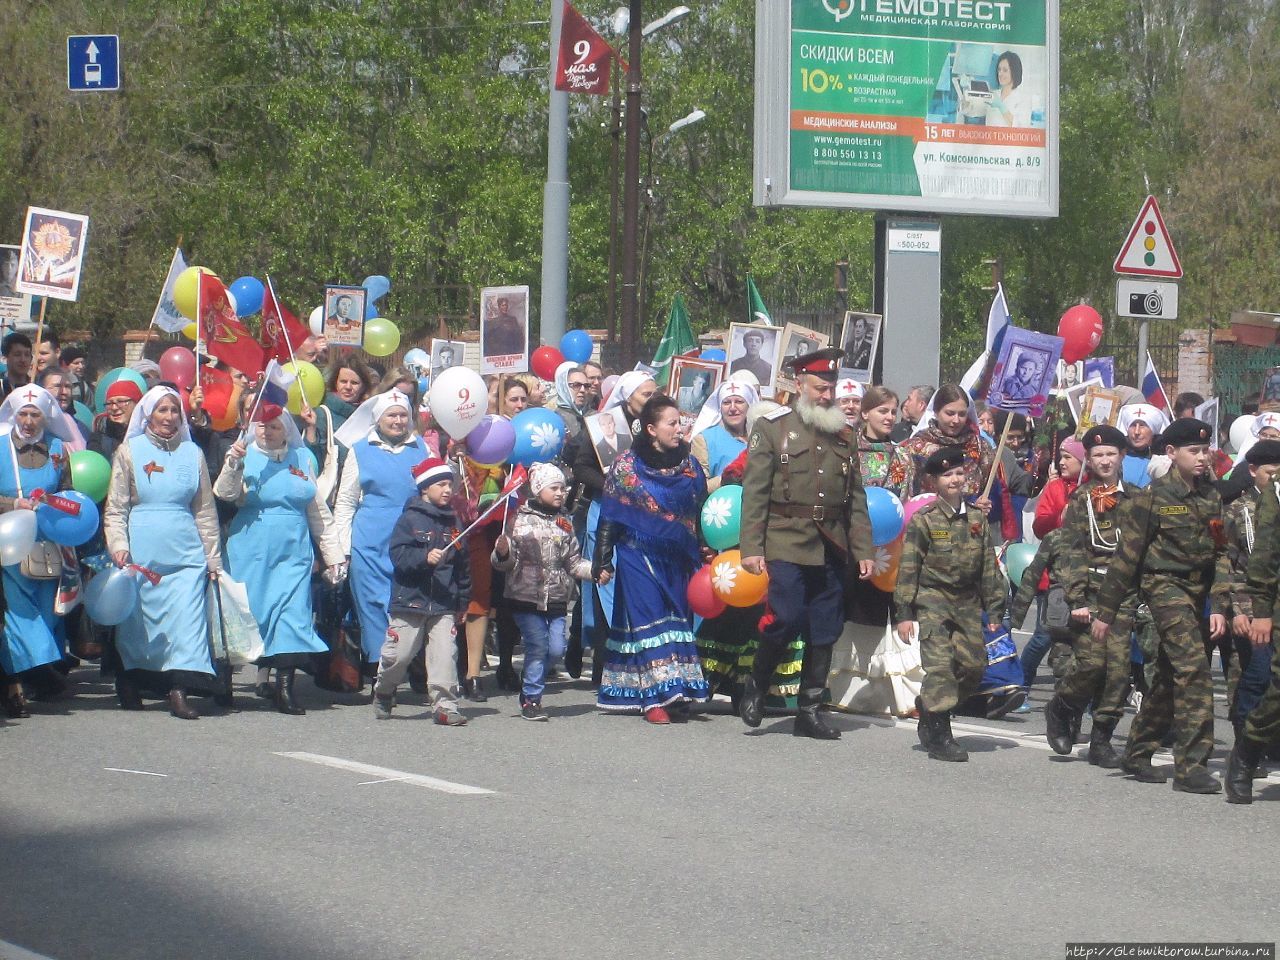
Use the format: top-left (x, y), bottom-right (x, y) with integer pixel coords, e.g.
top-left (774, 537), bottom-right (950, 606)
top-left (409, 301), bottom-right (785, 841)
top-left (1019, 595), bottom-right (1053, 688)
top-left (513, 610), bottom-right (567, 703)
top-left (1235, 640), bottom-right (1274, 722)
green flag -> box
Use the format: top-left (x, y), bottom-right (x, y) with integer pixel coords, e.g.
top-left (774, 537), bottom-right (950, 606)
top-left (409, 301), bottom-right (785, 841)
top-left (746, 274), bottom-right (773, 326)
top-left (652, 293), bottom-right (697, 388)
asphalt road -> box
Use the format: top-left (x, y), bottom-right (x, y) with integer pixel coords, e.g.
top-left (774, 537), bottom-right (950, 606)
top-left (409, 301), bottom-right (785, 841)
top-left (2, 663), bottom-right (1278, 960)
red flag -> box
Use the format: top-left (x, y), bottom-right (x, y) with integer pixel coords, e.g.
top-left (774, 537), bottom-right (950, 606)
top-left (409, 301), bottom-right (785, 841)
top-left (199, 271), bottom-right (265, 378)
top-left (261, 283), bottom-right (311, 364)
top-left (555, 2), bottom-right (617, 95)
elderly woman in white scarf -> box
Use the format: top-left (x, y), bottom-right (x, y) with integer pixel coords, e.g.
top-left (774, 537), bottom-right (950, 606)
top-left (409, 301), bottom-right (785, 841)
top-left (1117, 402), bottom-right (1171, 489)
top-left (0, 385), bottom-right (83, 718)
top-left (332, 389), bottom-right (433, 671)
top-left (215, 407), bottom-right (344, 715)
top-left (688, 379), bottom-right (759, 492)
top-left (103, 386), bottom-right (222, 720)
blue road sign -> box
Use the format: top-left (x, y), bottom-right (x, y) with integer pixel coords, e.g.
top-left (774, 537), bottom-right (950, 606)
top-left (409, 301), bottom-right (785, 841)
top-left (67, 35), bottom-right (120, 92)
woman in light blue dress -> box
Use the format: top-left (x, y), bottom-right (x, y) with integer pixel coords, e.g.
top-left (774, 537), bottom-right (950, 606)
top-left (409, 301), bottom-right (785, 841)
top-left (215, 409), bottom-right (343, 714)
top-left (0, 384), bottom-right (83, 719)
top-left (104, 386), bottom-right (222, 719)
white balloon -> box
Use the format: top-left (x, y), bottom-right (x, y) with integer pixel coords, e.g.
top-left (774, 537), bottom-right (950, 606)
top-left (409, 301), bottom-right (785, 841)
top-left (309, 305), bottom-right (324, 337)
top-left (226, 289), bottom-right (238, 315)
top-left (0, 509), bottom-right (37, 567)
top-left (1229, 414), bottom-right (1256, 454)
top-left (428, 366), bottom-right (487, 439)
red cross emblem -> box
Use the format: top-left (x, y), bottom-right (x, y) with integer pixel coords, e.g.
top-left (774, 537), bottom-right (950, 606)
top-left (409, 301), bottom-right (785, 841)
top-left (22, 390), bottom-right (38, 403)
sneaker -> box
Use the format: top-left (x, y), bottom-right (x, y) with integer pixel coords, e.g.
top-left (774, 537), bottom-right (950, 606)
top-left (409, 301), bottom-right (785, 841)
top-left (521, 701), bottom-right (549, 722)
top-left (1128, 689), bottom-right (1143, 710)
top-left (373, 695), bottom-right (394, 720)
top-left (433, 707), bottom-right (468, 726)
top-left (1014, 690), bottom-right (1033, 713)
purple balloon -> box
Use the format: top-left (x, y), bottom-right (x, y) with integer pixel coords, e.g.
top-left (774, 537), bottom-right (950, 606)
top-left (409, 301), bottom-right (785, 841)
top-left (465, 415), bottom-right (516, 465)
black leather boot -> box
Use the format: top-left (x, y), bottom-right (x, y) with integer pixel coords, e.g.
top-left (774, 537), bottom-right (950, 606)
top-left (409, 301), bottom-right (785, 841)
top-left (116, 672), bottom-right (144, 711)
top-left (1044, 695), bottom-right (1078, 755)
top-left (168, 688), bottom-right (198, 720)
top-left (793, 644), bottom-right (840, 740)
top-left (739, 637), bottom-right (786, 729)
top-left (274, 668), bottom-right (306, 716)
top-left (1087, 718), bottom-right (1120, 768)
top-left (1225, 736), bottom-right (1266, 804)
top-left (926, 711), bottom-right (968, 762)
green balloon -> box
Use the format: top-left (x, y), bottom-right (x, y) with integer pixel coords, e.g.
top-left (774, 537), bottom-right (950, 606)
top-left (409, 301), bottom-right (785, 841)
top-left (1005, 542), bottom-right (1038, 587)
top-left (69, 450), bottom-right (112, 503)
top-left (700, 486), bottom-right (743, 551)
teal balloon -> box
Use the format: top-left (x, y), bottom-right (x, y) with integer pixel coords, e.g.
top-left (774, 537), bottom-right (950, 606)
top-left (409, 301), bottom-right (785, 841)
top-left (94, 368), bottom-right (147, 412)
top-left (700, 486), bottom-right (743, 551)
top-left (73, 401), bottom-right (93, 428)
top-left (1005, 542), bottom-right (1037, 587)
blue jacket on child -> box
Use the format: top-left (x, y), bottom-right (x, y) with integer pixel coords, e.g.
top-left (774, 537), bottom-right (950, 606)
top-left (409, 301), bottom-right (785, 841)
top-left (388, 496), bottom-right (471, 617)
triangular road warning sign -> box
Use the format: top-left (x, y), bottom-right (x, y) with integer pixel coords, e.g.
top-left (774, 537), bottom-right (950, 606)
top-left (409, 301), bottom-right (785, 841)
top-left (1114, 195), bottom-right (1183, 278)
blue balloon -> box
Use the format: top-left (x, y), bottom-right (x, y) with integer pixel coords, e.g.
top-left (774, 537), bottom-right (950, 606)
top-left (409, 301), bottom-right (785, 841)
top-left (36, 490), bottom-right (100, 547)
top-left (559, 329), bottom-right (594, 364)
top-left (866, 486), bottom-right (905, 547)
top-left (363, 274), bottom-right (391, 303)
top-left (509, 408), bottom-right (565, 468)
top-left (417, 376), bottom-right (430, 398)
top-left (84, 568), bottom-right (140, 626)
top-left (700, 348), bottom-right (726, 362)
top-left (228, 276), bottom-right (265, 316)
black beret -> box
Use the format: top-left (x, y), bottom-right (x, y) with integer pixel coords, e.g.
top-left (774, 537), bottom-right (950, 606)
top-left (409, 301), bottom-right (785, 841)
top-left (1082, 424), bottom-right (1127, 451)
top-left (1246, 439), bottom-right (1280, 466)
top-left (924, 445), bottom-right (967, 476)
top-left (1161, 417), bottom-right (1213, 448)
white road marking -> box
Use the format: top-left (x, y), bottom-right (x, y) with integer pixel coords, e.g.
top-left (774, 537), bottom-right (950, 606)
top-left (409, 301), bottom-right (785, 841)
top-left (103, 767), bottom-right (168, 778)
top-left (0, 938), bottom-right (59, 960)
top-left (274, 752), bottom-right (494, 795)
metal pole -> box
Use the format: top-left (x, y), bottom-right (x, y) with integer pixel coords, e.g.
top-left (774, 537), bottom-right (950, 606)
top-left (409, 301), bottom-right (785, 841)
top-left (1137, 318), bottom-right (1149, 386)
top-left (539, 0), bottom-right (570, 347)
top-left (620, 0), bottom-right (644, 367)
top-left (606, 61), bottom-right (621, 342)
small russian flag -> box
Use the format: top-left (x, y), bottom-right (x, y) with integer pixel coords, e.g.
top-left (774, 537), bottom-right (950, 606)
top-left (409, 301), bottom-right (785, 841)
top-left (252, 359), bottom-right (297, 422)
top-left (1141, 352), bottom-right (1169, 412)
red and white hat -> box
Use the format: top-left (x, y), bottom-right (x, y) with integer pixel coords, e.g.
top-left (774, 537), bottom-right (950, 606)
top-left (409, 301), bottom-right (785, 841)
top-left (412, 456), bottom-right (453, 489)
top-left (835, 378), bottom-right (864, 400)
top-left (105, 379), bottom-right (144, 403)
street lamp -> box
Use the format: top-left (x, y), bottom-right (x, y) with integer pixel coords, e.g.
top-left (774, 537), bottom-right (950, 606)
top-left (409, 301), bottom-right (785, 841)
top-left (666, 108), bottom-right (705, 135)
top-left (637, 108), bottom-right (706, 324)
top-left (642, 5), bottom-right (690, 36)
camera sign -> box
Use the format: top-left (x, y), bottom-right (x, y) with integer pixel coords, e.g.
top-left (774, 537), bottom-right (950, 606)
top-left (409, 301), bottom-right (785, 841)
top-left (1116, 278), bottom-right (1179, 321)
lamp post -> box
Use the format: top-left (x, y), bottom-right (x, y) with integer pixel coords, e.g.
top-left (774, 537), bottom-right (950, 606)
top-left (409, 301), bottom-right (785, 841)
top-left (616, 3), bottom-right (689, 365)
top-left (637, 109), bottom-right (706, 324)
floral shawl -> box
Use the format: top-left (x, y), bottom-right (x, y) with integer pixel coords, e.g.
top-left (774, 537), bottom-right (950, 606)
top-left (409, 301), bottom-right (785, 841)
top-left (858, 433), bottom-right (894, 489)
top-left (600, 446), bottom-right (706, 568)
top-left (886, 422), bottom-right (993, 501)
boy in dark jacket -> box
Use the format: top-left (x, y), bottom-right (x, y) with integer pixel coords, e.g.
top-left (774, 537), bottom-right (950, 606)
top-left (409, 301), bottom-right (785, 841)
top-left (374, 457), bottom-right (471, 724)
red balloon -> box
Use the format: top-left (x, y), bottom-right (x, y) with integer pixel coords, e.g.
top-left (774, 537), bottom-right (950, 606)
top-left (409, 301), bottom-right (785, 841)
top-left (1057, 304), bottom-right (1104, 364)
top-left (530, 346), bottom-right (565, 381)
top-left (687, 564), bottom-right (726, 619)
top-left (159, 346), bottom-right (197, 390)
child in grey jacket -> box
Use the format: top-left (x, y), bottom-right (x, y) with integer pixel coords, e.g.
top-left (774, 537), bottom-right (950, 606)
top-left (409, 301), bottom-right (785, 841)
top-left (493, 462), bottom-right (600, 720)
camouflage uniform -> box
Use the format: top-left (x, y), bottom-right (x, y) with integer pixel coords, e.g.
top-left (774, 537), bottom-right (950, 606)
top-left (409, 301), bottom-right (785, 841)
top-left (894, 500), bottom-right (1004, 713)
top-left (1222, 486), bottom-right (1262, 720)
top-left (1053, 480), bottom-right (1138, 726)
top-left (1241, 483), bottom-right (1280, 748)
top-left (1007, 527), bottom-right (1074, 681)
top-left (1095, 470), bottom-right (1230, 777)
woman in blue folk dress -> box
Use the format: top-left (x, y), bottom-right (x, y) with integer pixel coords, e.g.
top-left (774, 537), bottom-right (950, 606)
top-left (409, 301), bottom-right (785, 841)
top-left (104, 386), bottom-right (222, 720)
top-left (331, 390), bottom-right (431, 670)
top-left (0, 385), bottom-right (83, 719)
top-left (215, 409), bottom-right (344, 715)
top-left (593, 394), bottom-right (709, 724)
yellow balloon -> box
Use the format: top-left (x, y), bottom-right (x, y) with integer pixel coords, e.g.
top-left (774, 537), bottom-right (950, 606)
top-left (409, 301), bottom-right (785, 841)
top-left (284, 360), bottom-right (325, 415)
top-left (173, 266), bottom-right (219, 321)
top-left (182, 321), bottom-right (198, 341)
top-left (363, 318), bottom-right (400, 357)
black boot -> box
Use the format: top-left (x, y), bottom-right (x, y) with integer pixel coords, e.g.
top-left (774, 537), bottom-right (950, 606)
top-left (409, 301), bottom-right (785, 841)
top-left (1120, 754), bottom-right (1167, 783)
top-left (793, 645), bottom-right (840, 740)
top-left (925, 711), bottom-right (968, 762)
top-left (1044, 695), bottom-right (1078, 755)
top-left (1086, 718), bottom-right (1121, 768)
top-left (739, 637), bottom-right (786, 729)
top-left (274, 668), bottom-right (306, 716)
top-left (1225, 736), bottom-right (1266, 804)
top-left (115, 672), bottom-right (144, 711)
top-left (168, 688), bottom-right (198, 720)
top-left (462, 676), bottom-right (488, 702)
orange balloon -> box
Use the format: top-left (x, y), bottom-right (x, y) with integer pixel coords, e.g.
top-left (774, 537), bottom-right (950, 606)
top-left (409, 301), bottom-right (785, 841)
top-left (869, 534), bottom-right (904, 592)
top-left (710, 549), bottom-right (769, 608)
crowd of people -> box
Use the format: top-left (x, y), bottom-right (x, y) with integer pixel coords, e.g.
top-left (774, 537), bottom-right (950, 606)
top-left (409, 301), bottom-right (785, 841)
top-left (2, 329), bottom-right (1279, 806)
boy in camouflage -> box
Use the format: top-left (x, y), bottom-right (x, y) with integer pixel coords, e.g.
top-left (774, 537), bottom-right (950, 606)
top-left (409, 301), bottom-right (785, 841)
top-left (1091, 418), bottom-right (1229, 795)
top-left (894, 446), bottom-right (1005, 762)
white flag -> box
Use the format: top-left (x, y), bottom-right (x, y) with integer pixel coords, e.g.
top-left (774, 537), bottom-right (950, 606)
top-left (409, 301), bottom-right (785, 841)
top-left (150, 247), bottom-right (188, 333)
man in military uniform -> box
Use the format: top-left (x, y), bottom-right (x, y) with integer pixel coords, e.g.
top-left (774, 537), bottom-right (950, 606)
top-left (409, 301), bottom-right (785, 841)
top-left (894, 447), bottom-right (1004, 762)
top-left (739, 347), bottom-right (874, 739)
top-left (1092, 418), bottom-right (1229, 794)
top-left (1224, 442), bottom-right (1280, 803)
top-left (1044, 424), bottom-right (1136, 768)
top-left (730, 328), bottom-right (774, 385)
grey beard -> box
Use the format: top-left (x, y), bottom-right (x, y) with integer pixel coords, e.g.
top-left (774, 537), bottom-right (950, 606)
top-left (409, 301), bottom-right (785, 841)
top-left (795, 395), bottom-right (848, 434)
